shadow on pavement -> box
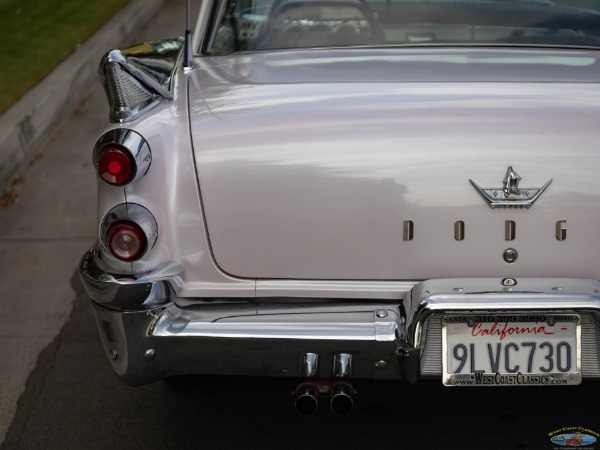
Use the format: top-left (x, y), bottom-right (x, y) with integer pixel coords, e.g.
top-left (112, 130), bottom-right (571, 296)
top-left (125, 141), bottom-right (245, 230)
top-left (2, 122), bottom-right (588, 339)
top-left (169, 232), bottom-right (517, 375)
top-left (3, 274), bottom-right (599, 449)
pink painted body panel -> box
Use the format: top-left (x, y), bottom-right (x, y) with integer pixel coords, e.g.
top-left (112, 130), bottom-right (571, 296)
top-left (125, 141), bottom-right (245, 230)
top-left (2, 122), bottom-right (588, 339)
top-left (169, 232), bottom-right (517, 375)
top-left (188, 48), bottom-right (600, 280)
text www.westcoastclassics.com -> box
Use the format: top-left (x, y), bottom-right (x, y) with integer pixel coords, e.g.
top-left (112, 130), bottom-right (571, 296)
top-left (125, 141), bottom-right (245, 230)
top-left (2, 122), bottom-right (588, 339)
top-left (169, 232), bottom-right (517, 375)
top-left (450, 373), bottom-right (570, 386)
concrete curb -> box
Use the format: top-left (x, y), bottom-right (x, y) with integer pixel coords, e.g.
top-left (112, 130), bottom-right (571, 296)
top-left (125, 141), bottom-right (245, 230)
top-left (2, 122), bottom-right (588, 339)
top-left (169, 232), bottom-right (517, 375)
top-left (0, 0), bottom-right (167, 191)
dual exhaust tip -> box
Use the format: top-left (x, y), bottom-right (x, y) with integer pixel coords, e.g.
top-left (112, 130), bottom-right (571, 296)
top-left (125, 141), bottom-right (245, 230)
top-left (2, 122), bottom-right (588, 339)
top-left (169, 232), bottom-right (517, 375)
top-left (294, 382), bottom-right (354, 416)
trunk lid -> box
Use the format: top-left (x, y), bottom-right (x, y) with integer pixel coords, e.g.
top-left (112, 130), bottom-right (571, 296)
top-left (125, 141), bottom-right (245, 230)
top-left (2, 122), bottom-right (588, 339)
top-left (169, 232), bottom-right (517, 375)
top-left (189, 48), bottom-right (600, 280)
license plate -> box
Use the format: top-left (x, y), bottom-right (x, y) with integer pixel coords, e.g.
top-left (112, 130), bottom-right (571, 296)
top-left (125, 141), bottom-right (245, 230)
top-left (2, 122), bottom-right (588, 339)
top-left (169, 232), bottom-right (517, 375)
top-left (442, 314), bottom-right (581, 386)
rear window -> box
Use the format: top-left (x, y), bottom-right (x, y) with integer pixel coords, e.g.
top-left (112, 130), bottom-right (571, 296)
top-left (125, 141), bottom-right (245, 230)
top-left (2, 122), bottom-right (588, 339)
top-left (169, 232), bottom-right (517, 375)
top-left (205, 0), bottom-right (600, 53)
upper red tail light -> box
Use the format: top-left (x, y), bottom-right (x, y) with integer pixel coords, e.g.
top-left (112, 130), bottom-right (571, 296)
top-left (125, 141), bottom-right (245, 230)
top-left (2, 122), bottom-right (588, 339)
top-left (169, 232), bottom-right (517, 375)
top-left (93, 129), bottom-right (151, 186)
top-left (97, 145), bottom-right (136, 186)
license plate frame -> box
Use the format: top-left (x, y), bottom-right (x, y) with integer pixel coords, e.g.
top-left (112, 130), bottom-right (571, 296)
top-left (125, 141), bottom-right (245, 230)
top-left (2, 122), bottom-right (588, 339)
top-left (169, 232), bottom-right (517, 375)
top-left (442, 313), bottom-right (581, 386)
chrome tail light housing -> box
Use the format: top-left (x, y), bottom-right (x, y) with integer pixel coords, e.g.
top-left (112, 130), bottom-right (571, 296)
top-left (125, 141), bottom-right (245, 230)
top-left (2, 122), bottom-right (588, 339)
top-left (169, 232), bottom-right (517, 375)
top-left (100, 204), bottom-right (158, 262)
top-left (93, 129), bottom-right (151, 186)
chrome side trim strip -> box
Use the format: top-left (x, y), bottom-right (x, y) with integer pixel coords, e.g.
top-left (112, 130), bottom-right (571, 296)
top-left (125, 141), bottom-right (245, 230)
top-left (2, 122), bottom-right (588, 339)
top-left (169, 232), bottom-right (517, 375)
top-left (255, 280), bottom-right (416, 299)
top-left (151, 306), bottom-right (401, 341)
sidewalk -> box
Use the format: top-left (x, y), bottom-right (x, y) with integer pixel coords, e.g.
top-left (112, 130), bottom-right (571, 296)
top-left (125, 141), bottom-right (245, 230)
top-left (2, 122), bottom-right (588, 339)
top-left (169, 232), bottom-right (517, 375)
top-left (0, 0), bottom-right (185, 445)
top-left (0, 0), bottom-right (166, 191)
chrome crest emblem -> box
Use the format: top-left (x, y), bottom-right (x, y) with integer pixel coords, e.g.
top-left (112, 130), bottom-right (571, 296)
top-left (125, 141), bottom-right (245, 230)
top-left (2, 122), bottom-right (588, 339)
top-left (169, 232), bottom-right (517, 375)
top-left (503, 166), bottom-right (521, 197)
top-left (470, 166), bottom-right (552, 209)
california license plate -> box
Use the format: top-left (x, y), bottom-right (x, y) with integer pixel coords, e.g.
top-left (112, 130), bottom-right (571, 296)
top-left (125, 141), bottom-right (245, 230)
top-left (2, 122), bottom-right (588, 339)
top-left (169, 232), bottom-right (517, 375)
top-left (442, 314), bottom-right (581, 386)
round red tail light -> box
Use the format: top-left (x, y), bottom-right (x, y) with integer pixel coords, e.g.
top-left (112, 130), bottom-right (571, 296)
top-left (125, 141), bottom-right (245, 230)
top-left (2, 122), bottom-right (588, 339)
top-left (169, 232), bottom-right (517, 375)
top-left (97, 146), bottom-right (136, 186)
top-left (107, 220), bottom-right (148, 261)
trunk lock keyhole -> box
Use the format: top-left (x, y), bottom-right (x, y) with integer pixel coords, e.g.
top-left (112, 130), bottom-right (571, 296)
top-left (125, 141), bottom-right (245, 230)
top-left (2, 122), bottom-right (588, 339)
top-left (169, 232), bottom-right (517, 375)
top-left (503, 248), bottom-right (518, 264)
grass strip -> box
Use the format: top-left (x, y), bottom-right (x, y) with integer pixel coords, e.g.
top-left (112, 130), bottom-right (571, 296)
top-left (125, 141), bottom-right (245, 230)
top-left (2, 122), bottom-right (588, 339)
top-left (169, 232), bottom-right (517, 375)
top-left (0, 0), bottom-right (130, 115)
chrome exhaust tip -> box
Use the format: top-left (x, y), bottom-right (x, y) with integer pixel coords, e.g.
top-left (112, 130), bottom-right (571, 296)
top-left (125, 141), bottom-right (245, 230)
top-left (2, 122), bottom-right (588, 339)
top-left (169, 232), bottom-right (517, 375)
top-left (330, 383), bottom-right (353, 415)
top-left (294, 384), bottom-right (319, 415)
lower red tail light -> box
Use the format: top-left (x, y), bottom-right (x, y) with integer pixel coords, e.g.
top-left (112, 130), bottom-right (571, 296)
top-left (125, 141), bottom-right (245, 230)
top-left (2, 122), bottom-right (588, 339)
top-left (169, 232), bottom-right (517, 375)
top-left (107, 220), bottom-right (147, 261)
top-left (97, 146), bottom-right (136, 186)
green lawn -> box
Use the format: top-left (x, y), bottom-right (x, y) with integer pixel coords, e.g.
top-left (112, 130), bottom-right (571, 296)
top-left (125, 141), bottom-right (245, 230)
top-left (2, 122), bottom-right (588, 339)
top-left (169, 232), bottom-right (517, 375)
top-left (0, 0), bottom-right (130, 115)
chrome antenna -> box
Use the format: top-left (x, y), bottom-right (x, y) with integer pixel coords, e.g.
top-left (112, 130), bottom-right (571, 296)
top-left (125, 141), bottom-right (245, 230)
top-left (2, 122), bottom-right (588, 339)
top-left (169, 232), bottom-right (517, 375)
top-left (183, 0), bottom-right (194, 68)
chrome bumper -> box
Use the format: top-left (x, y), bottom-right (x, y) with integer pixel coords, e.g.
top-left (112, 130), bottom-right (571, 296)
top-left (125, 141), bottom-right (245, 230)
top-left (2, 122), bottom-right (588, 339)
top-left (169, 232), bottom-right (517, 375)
top-left (79, 247), bottom-right (184, 310)
top-left (80, 249), bottom-right (600, 385)
top-left (91, 301), bottom-right (409, 385)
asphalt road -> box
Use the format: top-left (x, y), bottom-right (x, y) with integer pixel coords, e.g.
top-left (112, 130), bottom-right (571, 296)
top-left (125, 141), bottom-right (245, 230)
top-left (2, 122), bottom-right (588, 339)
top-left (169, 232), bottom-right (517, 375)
top-left (3, 279), bottom-right (600, 449)
top-left (1, 0), bottom-right (599, 448)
